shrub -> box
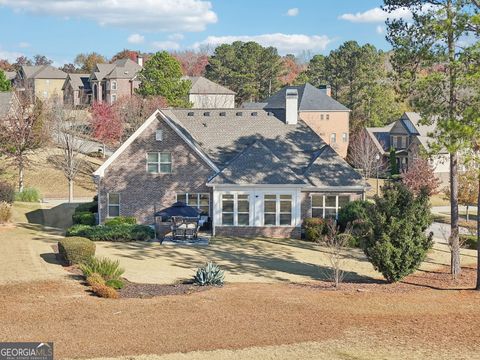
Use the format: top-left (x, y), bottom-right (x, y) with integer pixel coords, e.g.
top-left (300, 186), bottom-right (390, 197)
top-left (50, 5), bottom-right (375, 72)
top-left (105, 279), bottom-right (124, 289)
top-left (58, 237), bottom-right (96, 265)
top-left (91, 283), bottom-right (119, 299)
top-left (0, 202), bottom-right (12, 223)
top-left (0, 182), bottom-right (15, 204)
top-left (79, 256), bottom-right (124, 281)
top-left (75, 201), bottom-right (98, 214)
top-left (193, 262), bottom-right (225, 286)
top-left (337, 200), bottom-right (373, 247)
top-left (15, 187), bottom-right (40, 202)
top-left (302, 217), bottom-right (329, 242)
top-left (461, 234), bottom-right (477, 250)
top-left (362, 183), bottom-right (433, 283)
top-left (72, 211), bottom-right (96, 225)
top-left (66, 224), bottom-right (154, 242)
top-left (105, 216), bottom-right (136, 226)
top-left (86, 273), bottom-right (105, 287)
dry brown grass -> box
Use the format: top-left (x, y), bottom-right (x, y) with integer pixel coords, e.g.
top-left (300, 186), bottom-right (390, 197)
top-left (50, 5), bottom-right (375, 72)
top-left (0, 148), bottom-right (103, 199)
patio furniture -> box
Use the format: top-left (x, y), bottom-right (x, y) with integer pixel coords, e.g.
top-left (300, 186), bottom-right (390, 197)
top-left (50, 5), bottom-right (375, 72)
top-left (171, 216), bottom-right (200, 240)
top-left (171, 216), bottom-right (186, 239)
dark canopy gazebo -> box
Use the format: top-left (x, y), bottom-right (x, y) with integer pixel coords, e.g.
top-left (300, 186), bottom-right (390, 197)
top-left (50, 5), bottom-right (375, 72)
top-left (154, 202), bottom-right (201, 222)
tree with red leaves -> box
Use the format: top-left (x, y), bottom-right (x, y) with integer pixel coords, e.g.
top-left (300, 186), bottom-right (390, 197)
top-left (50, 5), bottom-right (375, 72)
top-left (401, 157), bottom-right (440, 196)
top-left (279, 54), bottom-right (305, 85)
top-left (90, 102), bottom-right (123, 154)
top-left (172, 51), bottom-right (209, 76)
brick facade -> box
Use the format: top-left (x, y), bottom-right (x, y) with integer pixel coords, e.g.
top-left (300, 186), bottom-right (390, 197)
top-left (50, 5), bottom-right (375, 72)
top-left (99, 116), bottom-right (214, 224)
top-left (215, 226), bottom-right (301, 239)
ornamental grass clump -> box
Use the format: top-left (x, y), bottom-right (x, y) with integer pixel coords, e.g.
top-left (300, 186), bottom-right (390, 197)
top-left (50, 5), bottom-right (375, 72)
top-left (193, 262), bottom-right (225, 286)
top-left (79, 256), bottom-right (124, 281)
top-left (0, 202), bottom-right (12, 224)
top-left (91, 283), bottom-right (119, 299)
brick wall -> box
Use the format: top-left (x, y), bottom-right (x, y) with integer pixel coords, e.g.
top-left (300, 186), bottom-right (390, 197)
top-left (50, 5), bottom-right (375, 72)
top-left (99, 115), bottom-right (214, 224)
top-left (215, 226), bottom-right (301, 239)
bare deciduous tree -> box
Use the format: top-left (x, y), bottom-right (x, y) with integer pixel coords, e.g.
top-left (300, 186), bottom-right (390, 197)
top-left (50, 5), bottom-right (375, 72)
top-left (348, 130), bottom-right (385, 180)
top-left (0, 93), bottom-right (48, 191)
top-left (48, 100), bottom-right (92, 203)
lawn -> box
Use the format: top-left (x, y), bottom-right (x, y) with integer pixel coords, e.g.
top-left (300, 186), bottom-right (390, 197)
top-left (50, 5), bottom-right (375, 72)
top-left (0, 148), bottom-right (103, 199)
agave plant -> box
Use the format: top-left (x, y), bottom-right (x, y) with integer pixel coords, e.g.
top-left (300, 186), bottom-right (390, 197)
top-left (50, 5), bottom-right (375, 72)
top-left (193, 262), bottom-right (225, 286)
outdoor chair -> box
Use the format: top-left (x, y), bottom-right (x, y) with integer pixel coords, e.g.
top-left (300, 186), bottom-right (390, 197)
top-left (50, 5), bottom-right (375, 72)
top-left (183, 217), bottom-right (200, 239)
top-left (171, 216), bottom-right (185, 239)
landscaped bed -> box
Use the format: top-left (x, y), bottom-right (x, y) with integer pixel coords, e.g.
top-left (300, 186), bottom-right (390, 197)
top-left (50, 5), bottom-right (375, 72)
top-left (119, 280), bottom-right (210, 298)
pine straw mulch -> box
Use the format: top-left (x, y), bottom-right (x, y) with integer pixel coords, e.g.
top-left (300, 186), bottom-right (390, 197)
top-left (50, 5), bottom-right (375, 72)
top-left (118, 280), bottom-right (212, 298)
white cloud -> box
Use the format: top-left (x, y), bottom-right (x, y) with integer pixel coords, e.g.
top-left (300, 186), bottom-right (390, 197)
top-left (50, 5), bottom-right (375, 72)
top-left (0, 0), bottom-right (218, 32)
top-left (376, 25), bottom-right (385, 34)
top-left (127, 33), bottom-right (145, 44)
top-left (193, 33), bottom-right (332, 54)
top-left (168, 33), bottom-right (185, 41)
top-left (152, 40), bottom-right (181, 50)
top-left (18, 41), bottom-right (30, 48)
top-left (0, 48), bottom-right (23, 62)
top-left (339, 7), bottom-right (411, 23)
top-left (286, 8), bottom-right (299, 17)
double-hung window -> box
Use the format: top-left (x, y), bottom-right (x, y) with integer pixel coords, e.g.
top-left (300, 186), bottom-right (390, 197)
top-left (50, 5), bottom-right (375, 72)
top-left (108, 193), bottom-right (120, 217)
top-left (221, 193), bottom-right (250, 226)
top-left (147, 152), bottom-right (172, 173)
top-left (311, 194), bottom-right (350, 219)
top-left (264, 194), bottom-right (292, 226)
top-left (111, 80), bottom-right (117, 90)
top-left (176, 193), bottom-right (210, 215)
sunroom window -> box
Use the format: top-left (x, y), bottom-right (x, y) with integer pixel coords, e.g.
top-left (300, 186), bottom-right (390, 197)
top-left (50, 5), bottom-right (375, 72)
top-left (221, 194), bottom-right (234, 225)
top-left (221, 194), bottom-right (250, 226)
top-left (311, 194), bottom-right (350, 219)
top-left (264, 194), bottom-right (292, 226)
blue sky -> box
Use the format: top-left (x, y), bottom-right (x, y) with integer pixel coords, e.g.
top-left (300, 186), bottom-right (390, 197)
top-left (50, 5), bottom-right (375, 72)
top-left (0, 0), bottom-right (402, 65)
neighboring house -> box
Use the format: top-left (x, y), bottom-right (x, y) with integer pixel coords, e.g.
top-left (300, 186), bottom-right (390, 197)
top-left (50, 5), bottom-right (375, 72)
top-left (93, 89), bottom-right (366, 239)
top-left (90, 59), bottom-right (142, 104)
top-left (5, 71), bottom-right (16, 86)
top-left (365, 112), bottom-right (450, 183)
top-left (0, 91), bottom-right (20, 119)
top-left (16, 65), bottom-right (67, 101)
top-left (243, 83), bottom-right (350, 158)
top-left (62, 73), bottom-right (92, 107)
top-left (184, 76), bottom-right (236, 108)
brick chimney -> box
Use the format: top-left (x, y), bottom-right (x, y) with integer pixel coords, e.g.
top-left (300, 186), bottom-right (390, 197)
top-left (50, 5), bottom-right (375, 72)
top-left (285, 88), bottom-right (298, 125)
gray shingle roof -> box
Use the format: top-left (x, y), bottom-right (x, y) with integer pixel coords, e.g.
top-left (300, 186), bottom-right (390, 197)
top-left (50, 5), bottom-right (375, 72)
top-left (91, 59), bottom-right (141, 81)
top-left (5, 71), bottom-right (16, 81)
top-left (303, 146), bottom-right (364, 188)
top-left (249, 83), bottom-right (350, 112)
top-left (162, 109), bottom-right (364, 188)
top-left (62, 73), bottom-right (91, 91)
top-left (21, 65), bottom-right (67, 79)
top-left (0, 92), bottom-right (15, 118)
top-left (184, 76), bottom-right (236, 95)
top-left (208, 141), bottom-right (306, 185)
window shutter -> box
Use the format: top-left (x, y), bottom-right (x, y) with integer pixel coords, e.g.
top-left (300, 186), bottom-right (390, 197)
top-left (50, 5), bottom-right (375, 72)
top-left (155, 130), bottom-right (163, 141)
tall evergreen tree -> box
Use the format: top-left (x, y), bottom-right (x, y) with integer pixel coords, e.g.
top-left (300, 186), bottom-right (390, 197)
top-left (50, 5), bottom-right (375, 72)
top-left (384, 0), bottom-right (480, 278)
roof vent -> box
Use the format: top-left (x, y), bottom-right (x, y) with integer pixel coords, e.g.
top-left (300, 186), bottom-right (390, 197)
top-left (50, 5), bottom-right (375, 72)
top-left (203, 111), bottom-right (210, 116)
top-left (236, 111), bottom-right (243, 116)
top-left (219, 111), bottom-right (226, 116)
top-left (267, 111), bottom-right (274, 116)
top-left (251, 112), bottom-right (258, 116)
top-left (187, 111), bottom-right (194, 116)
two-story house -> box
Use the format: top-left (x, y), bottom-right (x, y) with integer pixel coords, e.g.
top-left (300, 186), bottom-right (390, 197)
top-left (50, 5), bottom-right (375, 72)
top-left (365, 112), bottom-right (450, 183)
top-left (243, 83), bottom-right (351, 158)
top-left (93, 88), bottom-right (366, 239)
top-left (62, 73), bottom-right (92, 107)
top-left (90, 58), bottom-right (142, 104)
top-left (184, 76), bottom-right (236, 108)
top-left (16, 65), bottom-right (67, 101)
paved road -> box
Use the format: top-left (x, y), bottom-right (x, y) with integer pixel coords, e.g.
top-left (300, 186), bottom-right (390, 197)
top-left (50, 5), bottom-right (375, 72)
top-left (428, 222), bottom-right (471, 244)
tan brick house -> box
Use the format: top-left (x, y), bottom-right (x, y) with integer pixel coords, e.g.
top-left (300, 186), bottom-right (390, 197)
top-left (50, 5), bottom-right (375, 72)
top-left (243, 83), bottom-right (351, 158)
top-left (94, 90), bottom-right (365, 239)
top-left (16, 65), bottom-right (67, 101)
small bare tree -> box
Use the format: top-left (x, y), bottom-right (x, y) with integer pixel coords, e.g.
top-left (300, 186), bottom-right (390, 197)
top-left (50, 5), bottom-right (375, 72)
top-left (318, 220), bottom-right (353, 288)
top-left (48, 100), bottom-right (91, 203)
top-left (0, 92), bottom-right (48, 191)
top-left (348, 130), bottom-right (385, 180)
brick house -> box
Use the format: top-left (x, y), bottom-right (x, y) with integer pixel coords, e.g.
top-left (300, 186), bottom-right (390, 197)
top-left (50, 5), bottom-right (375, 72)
top-left (90, 58), bottom-right (142, 104)
top-left (62, 73), bottom-right (91, 107)
top-left (94, 89), bottom-right (366, 239)
top-left (243, 83), bottom-right (350, 158)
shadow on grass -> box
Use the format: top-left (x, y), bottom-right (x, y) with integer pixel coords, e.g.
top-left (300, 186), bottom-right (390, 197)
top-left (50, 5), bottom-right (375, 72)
top-left (25, 202), bottom-right (79, 230)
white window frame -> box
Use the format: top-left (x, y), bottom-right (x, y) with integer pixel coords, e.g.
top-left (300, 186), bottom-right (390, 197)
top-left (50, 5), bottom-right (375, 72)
top-left (107, 193), bottom-right (120, 218)
top-left (221, 194), bottom-right (235, 226)
top-left (176, 193), bottom-right (210, 215)
top-left (111, 80), bottom-right (117, 90)
top-left (263, 194), bottom-right (292, 227)
top-left (342, 132), bottom-right (348, 143)
top-left (155, 130), bottom-right (163, 141)
top-left (111, 94), bottom-right (117, 103)
top-left (220, 193), bottom-right (251, 226)
top-left (330, 133), bottom-right (336, 144)
top-left (311, 194), bottom-right (350, 219)
top-left (146, 152), bottom-right (172, 174)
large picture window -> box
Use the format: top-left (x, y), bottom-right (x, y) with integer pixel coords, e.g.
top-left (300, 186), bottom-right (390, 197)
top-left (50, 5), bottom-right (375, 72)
top-left (176, 193), bottom-right (210, 215)
top-left (311, 194), bottom-right (350, 219)
top-left (108, 193), bottom-right (120, 217)
top-left (264, 194), bottom-right (292, 226)
top-left (147, 152), bottom-right (172, 174)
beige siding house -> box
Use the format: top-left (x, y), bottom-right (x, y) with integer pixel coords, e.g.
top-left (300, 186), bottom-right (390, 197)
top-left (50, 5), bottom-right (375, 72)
top-left (184, 76), bottom-right (236, 108)
top-left (90, 59), bottom-right (142, 104)
top-left (16, 65), bottom-right (67, 101)
top-left (94, 89), bottom-right (366, 239)
top-left (243, 84), bottom-right (351, 158)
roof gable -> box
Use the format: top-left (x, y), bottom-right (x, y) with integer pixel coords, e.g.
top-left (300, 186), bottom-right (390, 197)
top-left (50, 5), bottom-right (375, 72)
top-left (185, 76), bottom-right (236, 95)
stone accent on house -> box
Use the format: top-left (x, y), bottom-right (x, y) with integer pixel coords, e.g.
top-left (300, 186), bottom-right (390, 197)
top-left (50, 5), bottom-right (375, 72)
top-left (98, 115), bottom-right (214, 224)
top-left (215, 226), bottom-right (301, 239)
